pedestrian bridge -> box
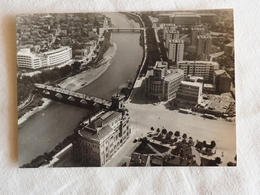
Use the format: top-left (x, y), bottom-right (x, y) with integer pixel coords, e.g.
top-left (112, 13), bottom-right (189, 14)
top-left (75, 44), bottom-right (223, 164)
top-left (108, 27), bottom-right (144, 32)
top-left (35, 83), bottom-right (112, 109)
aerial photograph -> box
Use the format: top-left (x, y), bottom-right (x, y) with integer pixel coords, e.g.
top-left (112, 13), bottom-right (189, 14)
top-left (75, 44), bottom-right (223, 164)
top-left (17, 9), bottom-right (236, 167)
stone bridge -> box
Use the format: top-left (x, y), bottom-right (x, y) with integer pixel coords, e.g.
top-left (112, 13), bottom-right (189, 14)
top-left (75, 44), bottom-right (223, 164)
top-left (35, 83), bottom-right (112, 109)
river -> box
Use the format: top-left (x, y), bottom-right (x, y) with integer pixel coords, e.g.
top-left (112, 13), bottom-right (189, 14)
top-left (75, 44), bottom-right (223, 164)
top-left (18, 12), bottom-right (143, 165)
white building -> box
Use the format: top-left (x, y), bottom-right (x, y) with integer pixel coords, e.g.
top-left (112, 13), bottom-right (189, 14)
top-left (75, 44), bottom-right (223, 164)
top-left (176, 81), bottom-right (203, 104)
top-left (168, 39), bottom-right (184, 64)
top-left (17, 49), bottom-right (42, 69)
top-left (165, 30), bottom-right (180, 48)
top-left (17, 47), bottom-right (72, 69)
top-left (177, 61), bottom-right (219, 82)
top-left (163, 24), bottom-right (177, 40)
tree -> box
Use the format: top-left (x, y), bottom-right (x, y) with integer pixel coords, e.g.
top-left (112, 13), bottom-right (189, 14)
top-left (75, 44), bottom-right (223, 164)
top-left (151, 127), bottom-right (154, 131)
top-left (166, 131), bottom-right (173, 139)
top-left (182, 133), bottom-right (187, 139)
top-left (210, 141), bottom-right (216, 149)
top-left (157, 128), bottom-right (160, 133)
top-left (174, 131), bottom-right (180, 137)
top-left (162, 128), bottom-right (167, 135)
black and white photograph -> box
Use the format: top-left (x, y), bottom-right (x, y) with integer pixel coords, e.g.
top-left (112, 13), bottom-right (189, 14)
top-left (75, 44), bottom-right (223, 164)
top-left (17, 10), bottom-right (236, 167)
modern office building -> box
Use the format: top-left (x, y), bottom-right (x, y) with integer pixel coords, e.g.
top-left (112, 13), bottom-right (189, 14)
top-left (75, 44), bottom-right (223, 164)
top-left (165, 30), bottom-right (180, 48)
top-left (145, 61), bottom-right (184, 101)
top-left (196, 35), bottom-right (212, 57)
top-left (163, 24), bottom-right (177, 40)
top-left (191, 27), bottom-right (205, 45)
top-left (17, 46), bottom-right (72, 69)
top-left (73, 94), bottom-right (131, 167)
top-left (213, 70), bottom-right (232, 94)
top-left (168, 39), bottom-right (184, 64)
top-left (176, 81), bottom-right (203, 104)
top-left (177, 61), bottom-right (219, 82)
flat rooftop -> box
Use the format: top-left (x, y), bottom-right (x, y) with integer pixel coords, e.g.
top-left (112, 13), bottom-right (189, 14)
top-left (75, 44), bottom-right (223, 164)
top-left (181, 81), bottom-right (203, 88)
top-left (169, 39), bottom-right (184, 44)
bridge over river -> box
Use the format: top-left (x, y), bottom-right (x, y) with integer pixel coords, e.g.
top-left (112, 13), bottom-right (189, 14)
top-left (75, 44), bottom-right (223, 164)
top-left (35, 83), bottom-right (112, 109)
top-left (108, 27), bottom-right (144, 32)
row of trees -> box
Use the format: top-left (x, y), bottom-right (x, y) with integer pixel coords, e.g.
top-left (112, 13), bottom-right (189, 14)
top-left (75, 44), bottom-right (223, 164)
top-left (140, 14), bottom-right (160, 75)
top-left (21, 134), bottom-right (76, 168)
top-left (18, 61), bottom-right (81, 105)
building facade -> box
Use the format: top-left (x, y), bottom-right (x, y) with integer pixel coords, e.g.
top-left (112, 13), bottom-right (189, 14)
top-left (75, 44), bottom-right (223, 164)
top-left (17, 47), bottom-right (72, 69)
top-left (165, 30), bottom-right (180, 48)
top-left (176, 81), bottom-right (203, 104)
top-left (196, 35), bottom-right (212, 57)
top-left (163, 24), bottom-right (177, 40)
top-left (177, 61), bottom-right (219, 82)
top-left (73, 94), bottom-right (131, 166)
top-left (191, 27), bottom-right (205, 45)
top-left (213, 70), bottom-right (232, 94)
top-left (168, 39), bottom-right (184, 64)
top-left (145, 61), bottom-right (184, 101)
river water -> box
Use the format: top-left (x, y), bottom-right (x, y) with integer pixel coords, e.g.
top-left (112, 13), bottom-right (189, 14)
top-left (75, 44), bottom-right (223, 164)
top-left (18, 13), bottom-right (143, 165)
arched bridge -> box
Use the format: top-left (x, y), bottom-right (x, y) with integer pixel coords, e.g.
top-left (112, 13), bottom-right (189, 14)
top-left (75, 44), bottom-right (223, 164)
top-left (108, 27), bottom-right (144, 32)
top-left (35, 83), bottom-right (112, 109)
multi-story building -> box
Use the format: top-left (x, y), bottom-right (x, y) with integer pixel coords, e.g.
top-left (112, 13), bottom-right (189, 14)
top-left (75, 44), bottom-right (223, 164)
top-left (213, 70), bottom-right (232, 94)
top-left (176, 81), bottom-right (203, 104)
top-left (168, 39), bottom-right (184, 64)
top-left (163, 24), bottom-right (177, 40)
top-left (191, 27), bottom-right (205, 45)
top-left (196, 35), bottom-right (212, 57)
top-left (73, 94), bottom-right (131, 167)
top-left (145, 61), bottom-right (184, 101)
top-left (42, 47), bottom-right (72, 67)
top-left (17, 49), bottom-right (42, 69)
top-left (165, 30), bottom-right (180, 48)
top-left (177, 61), bottom-right (219, 82)
top-left (224, 41), bottom-right (234, 56)
top-left (170, 13), bottom-right (201, 25)
top-left (17, 47), bottom-right (72, 69)
top-left (200, 14), bottom-right (217, 24)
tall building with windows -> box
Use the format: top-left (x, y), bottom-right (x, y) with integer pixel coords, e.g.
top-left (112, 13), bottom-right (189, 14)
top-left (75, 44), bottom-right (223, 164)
top-left (163, 24), bottom-right (177, 40)
top-left (191, 27), bottom-right (205, 45)
top-left (177, 61), bottom-right (219, 82)
top-left (145, 61), bottom-right (184, 101)
top-left (168, 39), bottom-right (184, 64)
top-left (73, 94), bottom-right (131, 167)
top-left (176, 81), bottom-right (203, 104)
top-left (196, 35), bottom-right (212, 57)
top-left (165, 30), bottom-right (180, 48)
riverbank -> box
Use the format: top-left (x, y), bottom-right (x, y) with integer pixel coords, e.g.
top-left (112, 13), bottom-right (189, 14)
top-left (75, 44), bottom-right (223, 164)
top-left (18, 98), bottom-right (51, 125)
top-left (59, 42), bottom-right (117, 91)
